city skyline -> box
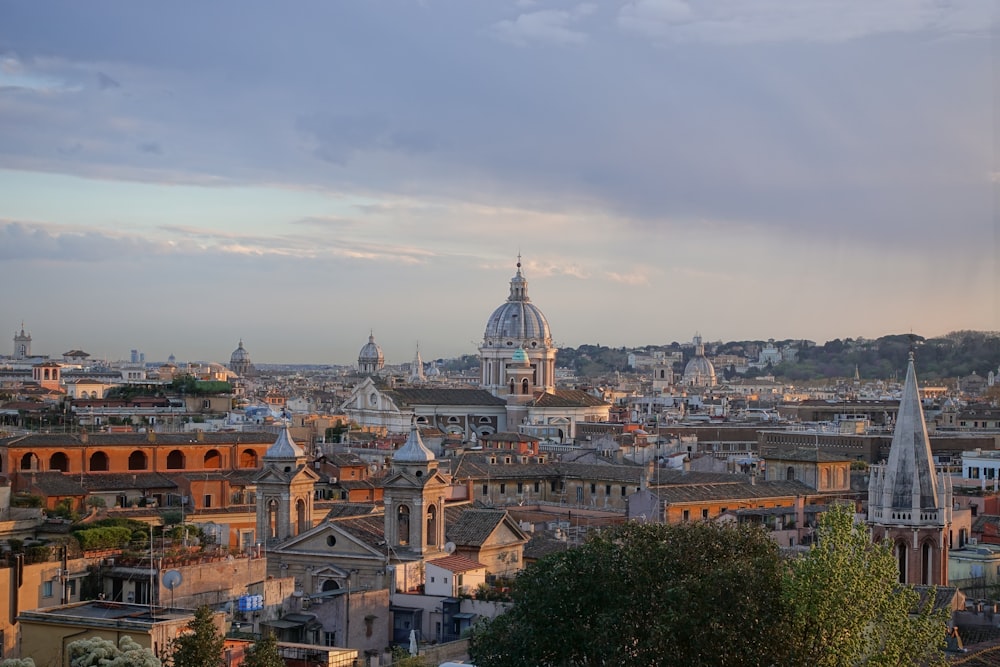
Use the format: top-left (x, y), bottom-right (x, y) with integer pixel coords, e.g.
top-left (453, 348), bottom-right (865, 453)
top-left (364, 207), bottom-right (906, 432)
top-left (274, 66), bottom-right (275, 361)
top-left (1, 2), bottom-right (997, 364)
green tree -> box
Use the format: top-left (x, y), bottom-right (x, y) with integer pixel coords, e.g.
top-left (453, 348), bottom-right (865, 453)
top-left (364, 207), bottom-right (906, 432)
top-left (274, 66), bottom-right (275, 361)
top-left (241, 632), bottom-right (284, 667)
top-left (168, 606), bottom-right (225, 667)
top-left (68, 636), bottom-right (160, 667)
top-left (469, 521), bottom-right (789, 667)
top-left (389, 646), bottom-right (427, 667)
top-left (0, 658), bottom-right (36, 667)
top-left (782, 504), bottom-right (948, 667)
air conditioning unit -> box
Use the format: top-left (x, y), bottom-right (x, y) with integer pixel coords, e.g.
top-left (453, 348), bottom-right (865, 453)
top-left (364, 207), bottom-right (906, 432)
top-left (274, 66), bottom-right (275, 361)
top-left (969, 537), bottom-right (979, 546)
top-left (330, 477), bottom-right (338, 484)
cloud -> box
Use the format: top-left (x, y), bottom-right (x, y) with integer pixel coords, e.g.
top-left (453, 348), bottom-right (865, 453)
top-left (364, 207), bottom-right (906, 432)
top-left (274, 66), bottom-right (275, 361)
top-left (491, 5), bottom-right (594, 46)
top-left (97, 71), bottom-right (120, 89)
top-left (606, 268), bottom-right (652, 286)
top-left (137, 141), bottom-right (163, 155)
top-left (617, 0), bottom-right (993, 43)
top-left (0, 220), bottom-right (168, 261)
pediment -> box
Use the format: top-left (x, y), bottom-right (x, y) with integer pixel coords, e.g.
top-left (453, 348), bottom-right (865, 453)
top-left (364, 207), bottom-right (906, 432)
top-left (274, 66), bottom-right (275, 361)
top-left (271, 521), bottom-right (384, 559)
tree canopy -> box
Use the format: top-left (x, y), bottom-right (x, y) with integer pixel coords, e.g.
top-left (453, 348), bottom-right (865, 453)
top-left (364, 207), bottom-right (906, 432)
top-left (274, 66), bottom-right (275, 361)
top-left (783, 504), bottom-right (949, 667)
top-left (241, 631), bottom-right (284, 667)
top-left (470, 511), bottom-right (950, 667)
top-left (68, 636), bottom-right (160, 667)
top-left (168, 606), bottom-right (225, 667)
top-left (469, 520), bottom-right (790, 667)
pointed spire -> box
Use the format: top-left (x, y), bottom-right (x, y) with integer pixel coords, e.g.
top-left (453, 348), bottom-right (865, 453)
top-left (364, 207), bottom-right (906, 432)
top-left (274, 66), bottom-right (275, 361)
top-left (394, 417), bottom-right (435, 463)
top-left (881, 353), bottom-right (939, 512)
top-left (264, 421), bottom-right (305, 460)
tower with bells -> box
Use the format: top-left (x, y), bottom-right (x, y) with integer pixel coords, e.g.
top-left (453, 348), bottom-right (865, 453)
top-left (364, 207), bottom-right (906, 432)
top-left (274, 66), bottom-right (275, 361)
top-left (255, 423), bottom-right (320, 543)
top-left (868, 353), bottom-right (953, 585)
top-left (382, 420), bottom-right (450, 556)
top-left (13, 323), bottom-right (31, 359)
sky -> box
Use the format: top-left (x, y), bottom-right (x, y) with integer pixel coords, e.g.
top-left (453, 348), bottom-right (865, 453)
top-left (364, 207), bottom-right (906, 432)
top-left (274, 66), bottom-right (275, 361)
top-left (0, 1), bottom-right (997, 365)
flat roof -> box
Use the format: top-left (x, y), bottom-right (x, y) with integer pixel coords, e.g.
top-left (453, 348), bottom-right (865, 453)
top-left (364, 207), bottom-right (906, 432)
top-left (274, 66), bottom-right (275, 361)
top-left (20, 601), bottom-right (194, 625)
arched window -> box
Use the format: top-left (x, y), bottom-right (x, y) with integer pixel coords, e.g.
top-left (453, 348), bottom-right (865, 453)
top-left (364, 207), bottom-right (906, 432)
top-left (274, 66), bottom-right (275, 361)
top-left (921, 541), bottom-right (933, 585)
top-left (50, 452), bottom-right (69, 472)
top-left (240, 449), bottom-right (258, 468)
top-left (522, 378), bottom-right (530, 395)
top-left (20, 453), bottom-right (37, 471)
top-left (509, 380), bottom-right (515, 395)
top-left (89, 451), bottom-right (109, 472)
top-left (296, 498), bottom-right (307, 535)
top-left (426, 505), bottom-right (438, 546)
top-left (204, 449), bottom-right (222, 469)
top-left (321, 579), bottom-right (340, 592)
top-left (128, 450), bottom-right (147, 470)
top-left (786, 466), bottom-right (795, 481)
top-left (268, 499), bottom-right (278, 539)
top-left (397, 505), bottom-right (410, 546)
top-left (822, 468), bottom-right (831, 489)
top-left (166, 450), bottom-right (185, 470)
top-left (895, 540), bottom-right (908, 583)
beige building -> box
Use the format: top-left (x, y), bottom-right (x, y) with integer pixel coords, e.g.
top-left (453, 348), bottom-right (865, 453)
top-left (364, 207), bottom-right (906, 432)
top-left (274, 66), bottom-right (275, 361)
top-left (18, 601), bottom-right (225, 667)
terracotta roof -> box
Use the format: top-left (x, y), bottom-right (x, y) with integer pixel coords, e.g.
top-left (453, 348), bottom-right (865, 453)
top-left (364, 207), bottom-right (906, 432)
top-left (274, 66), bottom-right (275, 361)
top-left (646, 479), bottom-right (815, 504)
top-left (481, 432), bottom-right (540, 443)
top-left (322, 503), bottom-right (382, 520)
top-left (426, 554), bottom-right (485, 573)
top-left (0, 432), bottom-right (275, 448)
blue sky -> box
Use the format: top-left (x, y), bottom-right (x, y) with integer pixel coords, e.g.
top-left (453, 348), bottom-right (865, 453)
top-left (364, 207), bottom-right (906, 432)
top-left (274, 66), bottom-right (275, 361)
top-left (0, 1), bottom-right (996, 364)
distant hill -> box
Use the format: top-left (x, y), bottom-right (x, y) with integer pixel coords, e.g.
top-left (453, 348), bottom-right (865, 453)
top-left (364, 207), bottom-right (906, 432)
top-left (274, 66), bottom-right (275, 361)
top-left (554, 331), bottom-right (1000, 381)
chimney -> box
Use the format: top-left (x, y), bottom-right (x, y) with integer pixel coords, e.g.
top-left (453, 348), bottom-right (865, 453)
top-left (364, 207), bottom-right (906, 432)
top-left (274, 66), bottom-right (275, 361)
top-left (79, 429), bottom-right (88, 444)
top-left (196, 430), bottom-right (204, 442)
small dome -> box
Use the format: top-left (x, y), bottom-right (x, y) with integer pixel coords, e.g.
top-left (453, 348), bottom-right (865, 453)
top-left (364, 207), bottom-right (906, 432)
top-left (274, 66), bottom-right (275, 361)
top-left (265, 423), bottom-right (305, 460)
top-left (394, 421), bottom-right (435, 463)
top-left (511, 346), bottom-right (529, 365)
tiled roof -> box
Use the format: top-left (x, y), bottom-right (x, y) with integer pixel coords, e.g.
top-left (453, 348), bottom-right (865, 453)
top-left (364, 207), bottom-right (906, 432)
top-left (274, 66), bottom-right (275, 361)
top-left (80, 472), bottom-right (178, 492)
top-left (382, 388), bottom-right (507, 407)
top-left (426, 554), bottom-right (485, 573)
top-left (482, 432), bottom-right (540, 443)
top-left (523, 532), bottom-right (570, 561)
top-left (331, 513), bottom-right (387, 549)
top-left (648, 480), bottom-right (815, 504)
top-left (0, 432), bottom-right (275, 448)
top-left (323, 503), bottom-right (382, 520)
top-left (27, 472), bottom-right (88, 496)
top-left (764, 448), bottom-right (853, 463)
top-left (531, 390), bottom-right (608, 408)
top-left (445, 508), bottom-right (509, 547)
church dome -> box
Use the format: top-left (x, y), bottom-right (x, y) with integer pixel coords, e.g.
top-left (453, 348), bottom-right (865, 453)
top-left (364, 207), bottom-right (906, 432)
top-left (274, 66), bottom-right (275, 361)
top-left (483, 261), bottom-right (552, 347)
top-left (358, 332), bottom-right (385, 374)
top-left (231, 340), bottom-right (250, 364)
top-left (683, 334), bottom-right (717, 387)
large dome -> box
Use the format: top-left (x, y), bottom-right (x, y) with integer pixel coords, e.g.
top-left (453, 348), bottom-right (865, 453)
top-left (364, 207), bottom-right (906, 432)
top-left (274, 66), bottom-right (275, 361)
top-left (358, 333), bottom-right (384, 363)
top-left (483, 261), bottom-right (552, 347)
top-left (683, 334), bottom-right (717, 387)
top-left (231, 340), bottom-right (250, 364)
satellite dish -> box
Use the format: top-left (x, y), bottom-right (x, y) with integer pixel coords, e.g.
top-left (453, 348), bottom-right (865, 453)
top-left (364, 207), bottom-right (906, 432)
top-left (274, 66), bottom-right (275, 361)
top-left (444, 542), bottom-right (456, 554)
top-left (163, 569), bottom-right (183, 590)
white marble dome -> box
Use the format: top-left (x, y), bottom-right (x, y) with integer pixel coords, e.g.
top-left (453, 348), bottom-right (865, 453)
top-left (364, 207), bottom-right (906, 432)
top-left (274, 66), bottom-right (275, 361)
top-left (683, 334), bottom-right (717, 387)
top-left (358, 332), bottom-right (385, 374)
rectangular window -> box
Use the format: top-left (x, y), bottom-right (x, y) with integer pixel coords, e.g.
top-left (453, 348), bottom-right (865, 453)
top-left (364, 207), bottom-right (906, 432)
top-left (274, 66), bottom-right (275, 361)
top-left (605, 484), bottom-right (611, 495)
top-left (499, 483), bottom-right (506, 494)
top-left (67, 579), bottom-right (77, 597)
top-left (482, 484), bottom-right (488, 496)
top-left (702, 509), bottom-right (709, 519)
top-left (590, 483), bottom-right (596, 494)
top-left (682, 510), bottom-right (690, 522)
top-left (621, 486), bottom-right (626, 497)
top-left (203, 494), bottom-right (213, 508)
top-left (517, 482), bottom-right (523, 494)
top-left (533, 482), bottom-right (540, 493)
top-left (42, 581), bottom-right (53, 598)
top-left (444, 577), bottom-right (448, 584)
top-left (323, 632), bottom-right (336, 647)
top-left (430, 577), bottom-right (435, 583)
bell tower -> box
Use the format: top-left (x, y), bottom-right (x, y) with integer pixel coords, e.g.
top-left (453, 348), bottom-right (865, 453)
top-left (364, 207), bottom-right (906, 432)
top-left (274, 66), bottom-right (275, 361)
top-left (255, 423), bottom-right (319, 543)
top-left (13, 322), bottom-right (31, 359)
top-left (868, 353), bottom-right (952, 585)
top-left (383, 420), bottom-right (448, 555)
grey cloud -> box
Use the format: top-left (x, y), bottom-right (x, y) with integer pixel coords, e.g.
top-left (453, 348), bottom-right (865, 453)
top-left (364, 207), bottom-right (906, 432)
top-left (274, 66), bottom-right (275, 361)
top-left (491, 7), bottom-right (592, 47)
top-left (0, 221), bottom-right (165, 261)
top-left (137, 141), bottom-right (163, 155)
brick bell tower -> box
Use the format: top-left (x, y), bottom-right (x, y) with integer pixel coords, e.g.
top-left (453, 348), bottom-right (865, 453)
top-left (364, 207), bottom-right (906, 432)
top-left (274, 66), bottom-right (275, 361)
top-left (868, 353), bottom-right (953, 585)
